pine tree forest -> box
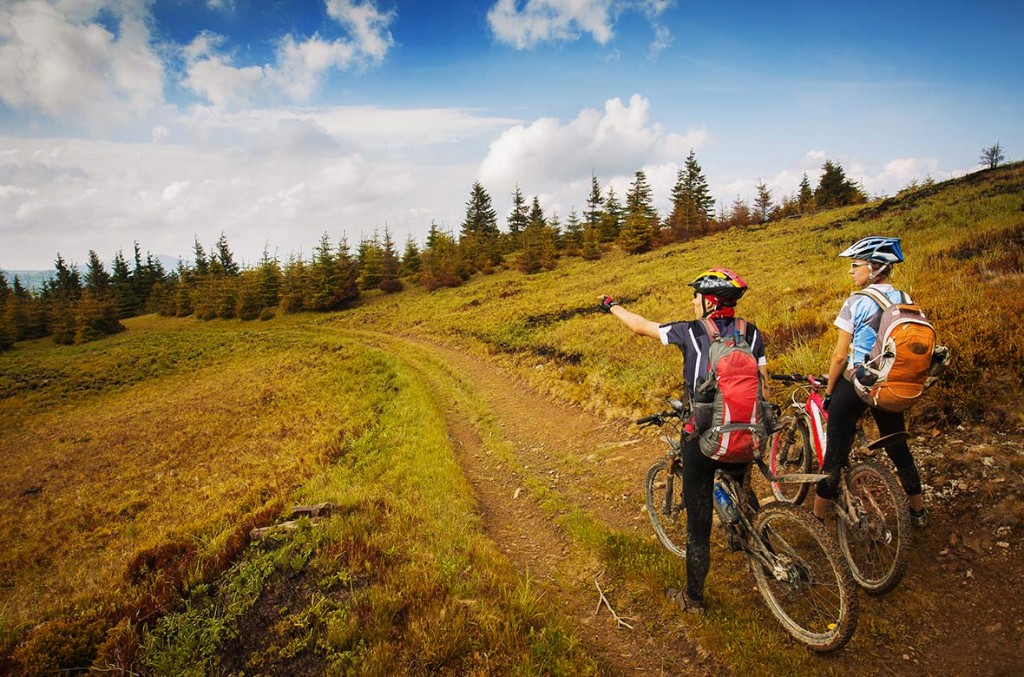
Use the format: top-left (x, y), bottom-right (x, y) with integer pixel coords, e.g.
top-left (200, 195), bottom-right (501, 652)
top-left (0, 156), bottom-right (870, 349)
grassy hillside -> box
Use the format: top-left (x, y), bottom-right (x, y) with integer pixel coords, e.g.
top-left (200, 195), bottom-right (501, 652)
top-left (1, 163), bottom-right (1021, 674)
top-left (337, 163), bottom-right (1024, 428)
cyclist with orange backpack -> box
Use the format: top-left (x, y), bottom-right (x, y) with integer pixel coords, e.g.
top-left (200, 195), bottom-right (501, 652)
top-left (600, 268), bottom-right (770, 613)
top-left (812, 236), bottom-right (929, 528)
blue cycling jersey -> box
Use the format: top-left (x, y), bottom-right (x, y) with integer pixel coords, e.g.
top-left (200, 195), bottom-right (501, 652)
top-left (834, 284), bottom-right (909, 367)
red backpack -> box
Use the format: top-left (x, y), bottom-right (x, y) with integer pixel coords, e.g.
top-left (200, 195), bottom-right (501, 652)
top-left (692, 318), bottom-right (769, 463)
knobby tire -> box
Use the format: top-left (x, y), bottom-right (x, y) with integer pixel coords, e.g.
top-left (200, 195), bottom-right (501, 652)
top-left (645, 460), bottom-right (686, 558)
top-left (750, 504), bottom-right (858, 652)
top-left (769, 416), bottom-right (812, 505)
top-left (836, 461), bottom-right (911, 595)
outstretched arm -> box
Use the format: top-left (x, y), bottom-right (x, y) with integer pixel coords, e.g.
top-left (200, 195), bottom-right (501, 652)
top-left (599, 296), bottom-right (661, 339)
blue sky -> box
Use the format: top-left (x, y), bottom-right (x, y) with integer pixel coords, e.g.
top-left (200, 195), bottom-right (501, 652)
top-left (1, 0), bottom-right (1021, 271)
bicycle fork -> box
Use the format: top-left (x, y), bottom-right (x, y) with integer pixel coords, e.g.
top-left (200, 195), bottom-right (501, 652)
top-left (837, 480), bottom-right (894, 544)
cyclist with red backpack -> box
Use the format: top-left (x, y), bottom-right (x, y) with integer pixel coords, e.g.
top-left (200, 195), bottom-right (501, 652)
top-left (812, 236), bottom-right (930, 529)
top-left (600, 268), bottom-right (770, 613)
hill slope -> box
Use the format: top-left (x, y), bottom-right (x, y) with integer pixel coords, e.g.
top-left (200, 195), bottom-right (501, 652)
top-left (2, 164), bottom-right (1022, 674)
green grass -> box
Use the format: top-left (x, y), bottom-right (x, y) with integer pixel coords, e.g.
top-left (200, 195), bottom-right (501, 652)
top-left (332, 163), bottom-right (1024, 427)
top-left (2, 163), bottom-right (1022, 673)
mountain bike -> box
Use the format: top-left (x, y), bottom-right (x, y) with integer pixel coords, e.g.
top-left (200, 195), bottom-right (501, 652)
top-left (641, 400), bottom-right (858, 652)
top-left (767, 374), bottom-right (912, 595)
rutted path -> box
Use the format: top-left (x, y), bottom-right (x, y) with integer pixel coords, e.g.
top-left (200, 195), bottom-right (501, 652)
top-left (351, 330), bottom-right (721, 676)
top-left (346, 329), bottom-right (1024, 676)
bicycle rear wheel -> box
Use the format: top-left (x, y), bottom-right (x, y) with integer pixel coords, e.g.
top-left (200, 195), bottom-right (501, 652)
top-left (750, 504), bottom-right (858, 652)
top-left (645, 459), bottom-right (686, 558)
top-left (836, 461), bottom-right (911, 595)
top-left (769, 416), bottom-right (813, 505)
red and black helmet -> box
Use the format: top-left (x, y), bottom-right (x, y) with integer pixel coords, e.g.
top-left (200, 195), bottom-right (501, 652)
top-left (688, 268), bottom-right (748, 307)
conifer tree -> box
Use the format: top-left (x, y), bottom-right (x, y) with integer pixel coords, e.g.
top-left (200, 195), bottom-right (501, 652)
top-left (581, 220), bottom-right (602, 261)
top-left (669, 150), bottom-right (715, 238)
top-left (400, 236), bottom-right (421, 277)
top-left (74, 291), bottom-right (125, 342)
top-left (798, 174), bottom-right (814, 213)
top-left (333, 236), bottom-right (361, 308)
top-left (507, 186), bottom-right (529, 237)
top-left (0, 272), bottom-right (12, 350)
top-left (193, 238), bottom-right (210, 276)
top-left (599, 187), bottom-right (623, 243)
top-left (379, 228), bottom-right (403, 293)
top-left (754, 180), bottom-right (773, 222)
top-left (562, 207), bottom-right (584, 256)
top-left (256, 247), bottom-right (282, 310)
top-left (214, 232), bottom-right (240, 276)
top-left (461, 181), bottom-right (501, 271)
top-left (173, 260), bottom-right (195, 317)
top-left (281, 255), bottom-right (306, 313)
top-left (518, 197), bottom-right (546, 274)
top-left (420, 225), bottom-right (462, 290)
top-left (44, 254), bottom-right (82, 303)
top-left (109, 250), bottom-right (135, 319)
top-left (85, 250), bottom-right (111, 296)
top-left (235, 270), bottom-right (264, 321)
top-left (305, 233), bottom-right (339, 311)
top-left (815, 160), bottom-right (865, 210)
top-left (2, 277), bottom-right (27, 343)
top-left (585, 173), bottom-right (605, 232)
top-left (618, 171), bottom-right (657, 254)
top-left (357, 233), bottom-right (384, 291)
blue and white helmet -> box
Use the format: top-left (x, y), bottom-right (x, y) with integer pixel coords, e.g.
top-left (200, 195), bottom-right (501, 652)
top-left (839, 236), bottom-right (905, 264)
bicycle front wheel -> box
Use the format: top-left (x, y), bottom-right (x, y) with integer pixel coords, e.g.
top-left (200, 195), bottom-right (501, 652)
top-left (769, 416), bottom-right (813, 505)
top-left (645, 460), bottom-right (686, 558)
top-left (750, 504), bottom-right (858, 652)
top-left (836, 461), bottom-right (911, 595)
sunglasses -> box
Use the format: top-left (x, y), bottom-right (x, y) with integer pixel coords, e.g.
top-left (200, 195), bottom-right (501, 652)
top-left (849, 262), bottom-right (870, 268)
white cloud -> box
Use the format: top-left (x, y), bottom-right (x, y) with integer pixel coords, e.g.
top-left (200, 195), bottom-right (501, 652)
top-left (488, 0), bottom-right (615, 48)
top-left (183, 1), bottom-right (395, 107)
top-left (479, 94), bottom-right (706, 198)
top-left (0, 102), bottom-right (521, 269)
top-left (326, 0), bottom-right (395, 63)
top-left (0, 0), bottom-right (163, 126)
top-left (488, 0), bottom-right (675, 50)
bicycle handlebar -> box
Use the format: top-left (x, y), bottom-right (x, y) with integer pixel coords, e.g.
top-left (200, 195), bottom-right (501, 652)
top-left (770, 373), bottom-right (829, 387)
top-left (635, 408), bottom-right (683, 426)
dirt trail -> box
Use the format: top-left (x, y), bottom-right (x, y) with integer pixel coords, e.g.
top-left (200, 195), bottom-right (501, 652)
top-left (385, 333), bottom-right (1024, 676)
top-left (394, 336), bottom-right (720, 676)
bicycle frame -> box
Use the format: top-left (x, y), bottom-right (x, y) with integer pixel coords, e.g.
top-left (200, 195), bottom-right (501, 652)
top-left (787, 375), bottom-right (829, 467)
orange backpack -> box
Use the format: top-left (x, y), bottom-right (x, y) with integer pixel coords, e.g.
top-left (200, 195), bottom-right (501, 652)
top-left (847, 288), bottom-right (937, 413)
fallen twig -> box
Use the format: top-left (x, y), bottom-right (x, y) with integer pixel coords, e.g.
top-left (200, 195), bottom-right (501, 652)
top-left (594, 576), bottom-right (635, 630)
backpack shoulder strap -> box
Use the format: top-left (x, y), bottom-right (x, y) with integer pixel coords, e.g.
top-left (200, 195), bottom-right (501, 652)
top-left (734, 317), bottom-right (748, 336)
top-left (700, 317), bottom-right (721, 340)
top-left (854, 287), bottom-right (892, 310)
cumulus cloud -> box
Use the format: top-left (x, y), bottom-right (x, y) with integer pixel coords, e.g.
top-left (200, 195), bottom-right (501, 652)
top-left (0, 0), bottom-right (163, 126)
top-left (479, 94), bottom-right (706, 197)
top-left (0, 103), bottom-right (523, 269)
top-left (183, 0), bottom-right (395, 107)
top-left (488, 0), bottom-right (675, 50)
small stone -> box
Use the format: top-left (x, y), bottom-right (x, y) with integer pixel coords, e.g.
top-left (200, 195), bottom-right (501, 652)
top-left (902, 654), bottom-right (910, 661)
top-left (998, 541), bottom-right (1010, 548)
top-left (513, 487), bottom-right (522, 499)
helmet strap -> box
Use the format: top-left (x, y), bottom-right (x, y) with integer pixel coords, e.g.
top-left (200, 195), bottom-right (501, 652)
top-left (868, 262), bottom-right (891, 281)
